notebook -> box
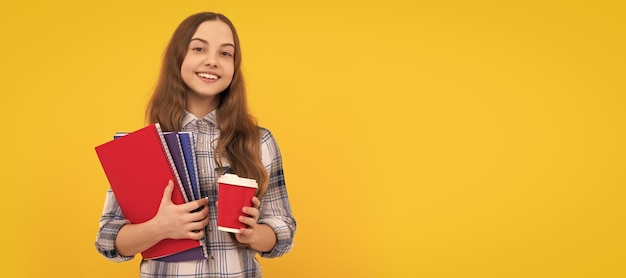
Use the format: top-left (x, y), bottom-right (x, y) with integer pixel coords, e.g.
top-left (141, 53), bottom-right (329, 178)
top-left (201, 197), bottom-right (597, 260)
top-left (163, 132), bottom-right (194, 203)
top-left (178, 131), bottom-right (202, 200)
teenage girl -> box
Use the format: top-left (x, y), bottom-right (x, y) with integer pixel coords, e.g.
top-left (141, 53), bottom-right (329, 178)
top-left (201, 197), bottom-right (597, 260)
top-left (95, 12), bottom-right (296, 277)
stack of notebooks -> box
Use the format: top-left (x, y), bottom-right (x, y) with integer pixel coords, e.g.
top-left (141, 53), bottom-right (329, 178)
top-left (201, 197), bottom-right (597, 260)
top-left (95, 123), bottom-right (207, 262)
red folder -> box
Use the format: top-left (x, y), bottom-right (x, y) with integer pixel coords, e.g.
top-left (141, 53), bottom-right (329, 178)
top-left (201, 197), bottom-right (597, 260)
top-left (95, 123), bottom-right (201, 260)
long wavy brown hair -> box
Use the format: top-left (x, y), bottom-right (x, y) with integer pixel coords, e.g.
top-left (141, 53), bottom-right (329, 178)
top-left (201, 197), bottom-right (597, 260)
top-left (146, 12), bottom-right (268, 197)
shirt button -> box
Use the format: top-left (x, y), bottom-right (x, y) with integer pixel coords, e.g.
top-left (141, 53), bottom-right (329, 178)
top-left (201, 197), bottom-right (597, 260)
top-left (210, 255), bottom-right (215, 260)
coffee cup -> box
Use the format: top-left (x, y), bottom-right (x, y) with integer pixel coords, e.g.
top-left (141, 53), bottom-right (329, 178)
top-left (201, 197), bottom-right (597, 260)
top-left (217, 173), bottom-right (258, 233)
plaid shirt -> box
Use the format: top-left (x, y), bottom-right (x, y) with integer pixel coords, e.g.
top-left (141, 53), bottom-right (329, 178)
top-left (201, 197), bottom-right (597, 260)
top-left (95, 110), bottom-right (296, 277)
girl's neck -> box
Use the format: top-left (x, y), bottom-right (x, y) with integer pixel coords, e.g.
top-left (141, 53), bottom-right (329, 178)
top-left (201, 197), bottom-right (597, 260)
top-left (186, 94), bottom-right (219, 118)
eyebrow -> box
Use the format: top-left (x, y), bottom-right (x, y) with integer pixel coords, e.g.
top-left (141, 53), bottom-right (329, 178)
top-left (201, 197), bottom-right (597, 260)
top-left (190, 38), bottom-right (235, 48)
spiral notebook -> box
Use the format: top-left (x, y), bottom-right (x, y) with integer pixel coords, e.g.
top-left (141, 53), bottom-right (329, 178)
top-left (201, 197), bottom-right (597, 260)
top-left (163, 132), bottom-right (194, 203)
top-left (95, 123), bottom-right (205, 261)
top-left (178, 131), bottom-right (202, 201)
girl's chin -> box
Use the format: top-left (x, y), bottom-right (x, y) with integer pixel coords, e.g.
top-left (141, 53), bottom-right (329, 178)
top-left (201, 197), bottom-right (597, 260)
top-left (187, 88), bottom-right (224, 97)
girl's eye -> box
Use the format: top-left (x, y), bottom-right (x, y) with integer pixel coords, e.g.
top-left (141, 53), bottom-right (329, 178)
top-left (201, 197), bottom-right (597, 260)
top-left (221, 51), bottom-right (233, 57)
top-left (192, 47), bottom-right (204, 52)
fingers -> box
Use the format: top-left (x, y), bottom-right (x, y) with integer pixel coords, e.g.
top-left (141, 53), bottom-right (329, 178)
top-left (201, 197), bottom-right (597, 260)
top-left (161, 180), bottom-right (174, 204)
top-left (186, 229), bottom-right (206, 240)
top-left (235, 225), bottom-right (256, 243)
top-left (179, 214), bottom-right (209, 240)
top-left (175, 199), bottom-right (209, 224)
top-left (237, 227), bottom-right (253, 237)
top-left (239, 205), bottom-right (259, 230)
top-left (251, 196), bottom-right (261, 208)
top-left (179, 197), bottom-right (209, 213)
top-left (242, 205), bottom-right (259, 219)
top-left (186, 216), bottom-right (209, 231)
top-left (234, 198), bottom-right (262, 244)
top-left (239, 196), bottom-right (260, 220)
top-left (239, 211), bottom-right (258, 224)
top-left (191, 197), bottom-right (209, 211)
top-left (239, 198), bottom-right (260, 229)
top-left (190, 206), bottom-right (209, 222)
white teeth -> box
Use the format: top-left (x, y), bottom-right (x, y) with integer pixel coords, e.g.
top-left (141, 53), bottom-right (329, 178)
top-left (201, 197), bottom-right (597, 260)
top-left (197, 73), bottom-right (218, 80)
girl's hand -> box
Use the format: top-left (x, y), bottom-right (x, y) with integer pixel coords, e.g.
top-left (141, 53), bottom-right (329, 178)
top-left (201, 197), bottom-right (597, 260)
top-left (152, 180), bottom-right (209, 241)
top-left (235, 196), bottom-right (261, 244)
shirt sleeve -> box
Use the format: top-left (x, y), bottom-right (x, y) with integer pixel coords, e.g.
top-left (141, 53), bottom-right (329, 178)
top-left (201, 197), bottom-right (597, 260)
top-left (94, 188), bottom-right (135, 262)
top-left (257, 128), bottom-right (297, 258)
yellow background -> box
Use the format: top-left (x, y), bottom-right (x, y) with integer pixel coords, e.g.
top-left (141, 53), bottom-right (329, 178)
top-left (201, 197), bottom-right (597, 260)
top-left (0, 0), bottom-right (624, 277)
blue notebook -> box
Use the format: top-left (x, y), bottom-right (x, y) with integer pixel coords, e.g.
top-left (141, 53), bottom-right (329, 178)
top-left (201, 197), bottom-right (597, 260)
top-left (163, 132), bottom-right (194, 203)
top-left (178, 132), bottom-right (202, 200)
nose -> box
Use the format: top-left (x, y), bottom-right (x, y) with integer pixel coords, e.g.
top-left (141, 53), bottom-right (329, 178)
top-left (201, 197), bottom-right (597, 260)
top-left (204, 52), bottom-right (218, 67)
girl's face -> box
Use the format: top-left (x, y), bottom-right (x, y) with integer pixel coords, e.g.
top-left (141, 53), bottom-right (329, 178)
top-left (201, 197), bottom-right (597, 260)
top-left (181, 20), bottom-right (235, 102)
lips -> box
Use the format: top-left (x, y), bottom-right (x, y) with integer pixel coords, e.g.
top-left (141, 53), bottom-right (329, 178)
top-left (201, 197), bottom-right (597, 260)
top-left (197, 72), bottom-right (219, 80)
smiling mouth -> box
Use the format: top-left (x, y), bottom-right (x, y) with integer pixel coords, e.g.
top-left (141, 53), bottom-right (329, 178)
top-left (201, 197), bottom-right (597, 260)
top-left (197, 72), bottom-right (219, 80)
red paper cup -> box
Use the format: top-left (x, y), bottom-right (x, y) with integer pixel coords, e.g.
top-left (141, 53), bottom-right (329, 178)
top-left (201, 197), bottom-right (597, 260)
top-left (217, 174), bottom-right (258, 233)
